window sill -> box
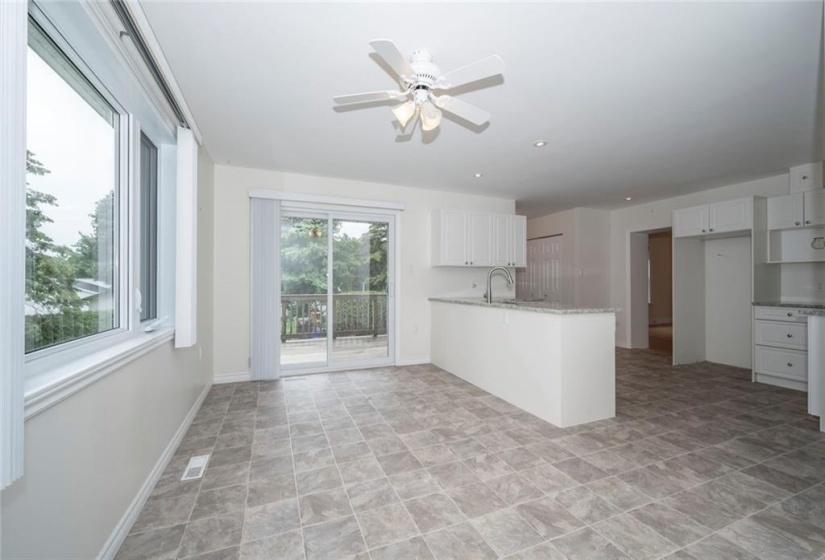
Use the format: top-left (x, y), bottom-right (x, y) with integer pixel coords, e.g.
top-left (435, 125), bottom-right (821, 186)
top-left (24, 328), bottom-right (175, 420)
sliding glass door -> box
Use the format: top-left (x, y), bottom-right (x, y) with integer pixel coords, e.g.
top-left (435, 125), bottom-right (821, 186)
top-left (279, 211), bottom-right (393, 372)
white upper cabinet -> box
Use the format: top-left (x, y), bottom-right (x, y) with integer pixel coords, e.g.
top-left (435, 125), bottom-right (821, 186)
top-left (467, 212), bottom-right (492, 266)
top-left (768, 193), bottom-right (804, 230)
top-left (709, 198), bottom-right (752, 233)
top-left (434, 209), bottom-right (468, 266)
top-left (804, 190), bottom-right (825, 226)
top-left (433, 210), bottom-right (526, 267)
top-left (491, 215), bottom-right (527, 267)
top-left (511, 216), bottom-right (527, 267)
top-left (767, 190), bottom-right (825, 230)
top-left (673, 205), bottom-right (709, 237)
top-left (491, 214), bottom-right (511, 266)
top-left (674, 198), bottom-right (752, 238)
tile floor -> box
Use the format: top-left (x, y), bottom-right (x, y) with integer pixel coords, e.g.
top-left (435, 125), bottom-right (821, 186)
top-left (117, 349), bottom-right (825, 560)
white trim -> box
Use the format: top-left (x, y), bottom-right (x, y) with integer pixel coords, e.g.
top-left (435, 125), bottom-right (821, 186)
top-left (97, 381), bottom-right (210, 560)
top-left (214, 371), bottom-right (252, 385)
top-left (0, 0), bottom-right (27, 490)
top-left (175, 127), bottom-right (198, 348)
top-left (215, 358), bottom-right (432, 384)
top-left (121, 0), bottom-right (203, 145)
top-left (249, 189), bottom-right (406, 211)
top-left (24, 330), bottom-right (174, 419)
top-left (396, 357), bottom-right (432, 367)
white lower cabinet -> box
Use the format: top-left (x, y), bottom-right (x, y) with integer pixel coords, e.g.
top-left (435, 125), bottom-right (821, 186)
top-left (753, 306), bottom-right (810, 390)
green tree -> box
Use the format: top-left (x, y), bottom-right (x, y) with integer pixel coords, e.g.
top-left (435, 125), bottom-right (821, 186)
top-left (69, 191), bottom-right (114, 280)
top-left (25, 151), bottom-right (81, 310)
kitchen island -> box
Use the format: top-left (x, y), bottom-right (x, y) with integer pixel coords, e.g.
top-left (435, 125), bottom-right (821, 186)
top-left (430, 297), bottom-right (617, 428)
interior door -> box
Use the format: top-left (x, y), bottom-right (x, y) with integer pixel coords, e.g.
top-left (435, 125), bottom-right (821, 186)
top-left (518, 236), bottom-right (563, 302)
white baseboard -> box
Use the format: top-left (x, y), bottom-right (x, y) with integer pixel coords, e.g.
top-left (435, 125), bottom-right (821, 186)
top-left (97, 382), bottom-right (211, 560)
top-left (396, 357), bottom-right (431, 367)
top-left (214, 371), bottom-right (252, 384)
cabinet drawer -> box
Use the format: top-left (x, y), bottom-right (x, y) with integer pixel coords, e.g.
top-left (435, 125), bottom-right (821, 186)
top-left (754, 346), bottom-right (808, 381)
top-left (753, 307), bottom-right (808, 322)
top-left (754, 320), bottom-right (808, 350)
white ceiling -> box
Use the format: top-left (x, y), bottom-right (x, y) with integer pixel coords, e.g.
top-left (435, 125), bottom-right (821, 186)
top-left (141, 1), bottom-right (823, 218)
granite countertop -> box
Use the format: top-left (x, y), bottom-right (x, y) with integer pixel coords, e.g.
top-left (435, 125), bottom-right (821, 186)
top-left (429, 297), bottom-right (619, 315)
top-left (752, 301), bottom-right (825, 310)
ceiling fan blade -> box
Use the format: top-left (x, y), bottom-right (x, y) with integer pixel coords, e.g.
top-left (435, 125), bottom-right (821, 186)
top-left (369, 39), bottom-right (414, 80)
top-left (333, 90), bottom-right (406, 105)
top-left (436, 55), bottom-right (504, 90)
top-left (433, 95), bottom-right (490, 126)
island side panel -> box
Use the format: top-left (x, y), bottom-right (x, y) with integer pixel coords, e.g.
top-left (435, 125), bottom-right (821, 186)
top-left (430, 301), bottom-right (564, 426)
top-left (558, 313), bottom-right (616, 426)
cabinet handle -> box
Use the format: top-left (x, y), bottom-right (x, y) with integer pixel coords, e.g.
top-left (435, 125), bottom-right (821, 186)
top-left (470, 261), bottom-right (473, 265)
top-left (787, 333), bottom-right (793, 338)
top-left (465, 261), bottom-right (468, 265)
top-left (806, 220), bottom-right (811, 225)
top-left (787, 312), bottom-right (793, 317)
top-left (702, 229), bottom-right (706, 233)
top-left (787, 362), bottom-right (794, 367)
top-left (796, 222), bottom-right (801, 226)
top-left (709, 228), bottom-right (714, 232)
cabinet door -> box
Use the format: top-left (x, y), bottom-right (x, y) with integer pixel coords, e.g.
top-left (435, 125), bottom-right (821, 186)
top-left (673, 205), bottom-right (709, 237)
top-left (803, 190), bottom-right (825, 226)
top-left (709, 198), bottom-right (752, 233)
top-left (511, 216), bottom-right (527, 267)
top-left (768, 193), bottom-right (804, 230)
top-left (440, 210), bottom-right (468, 266)
top-left (491, 214), bottom-right (511, 266)
top-left (467, 212), bottom-right (492, 266)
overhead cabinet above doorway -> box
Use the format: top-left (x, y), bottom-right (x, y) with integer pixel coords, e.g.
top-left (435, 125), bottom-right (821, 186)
top-left (432, 209), bottom-right (527, 267)
top-left (673, 197), bottom-right (753, 238)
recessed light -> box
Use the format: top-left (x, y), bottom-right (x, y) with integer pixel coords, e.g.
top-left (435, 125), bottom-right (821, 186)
top-left (473, 173), bottom-right (483, 178)
top-left (533, 140), bottom-right (548, 148)
top-left (625, 197), bottom-right (632, 201)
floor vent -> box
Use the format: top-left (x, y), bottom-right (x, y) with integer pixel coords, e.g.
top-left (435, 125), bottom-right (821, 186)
top-left (181, 454), bottom-right (209, 481)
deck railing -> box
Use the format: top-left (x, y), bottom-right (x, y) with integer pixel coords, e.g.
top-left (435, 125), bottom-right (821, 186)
top-left (280, 293), bottom-right (388, 342)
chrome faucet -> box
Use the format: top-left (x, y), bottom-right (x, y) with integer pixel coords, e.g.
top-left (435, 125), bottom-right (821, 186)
top-left (484, 266), bottom-right (514, 304)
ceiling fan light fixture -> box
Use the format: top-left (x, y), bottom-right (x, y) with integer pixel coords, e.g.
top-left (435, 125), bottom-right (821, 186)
top-left (533, 140), bottom-right (548, 148)
top-left (420, 101), bottom-right (442, 131)
top-left (392, 100), bottom-right (416, 128)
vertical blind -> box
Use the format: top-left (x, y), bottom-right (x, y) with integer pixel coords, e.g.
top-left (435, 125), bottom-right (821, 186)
top-left (250, 197), bottom-right (280, 380)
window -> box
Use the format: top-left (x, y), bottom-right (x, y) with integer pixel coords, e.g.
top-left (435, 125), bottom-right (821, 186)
top-left (25, 18), bottom-right (121, 354)
top-left (140, 134), bottom-right (158, 322)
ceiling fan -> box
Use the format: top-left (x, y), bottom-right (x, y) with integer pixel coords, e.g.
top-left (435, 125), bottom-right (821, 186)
top-left (333, 40), bottom-right (504, 135)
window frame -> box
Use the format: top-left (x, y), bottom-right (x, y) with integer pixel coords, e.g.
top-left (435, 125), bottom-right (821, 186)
top-left (139, 132), bottom-right (159, 323)
top-left (23, 4), bottom-right (159, 377)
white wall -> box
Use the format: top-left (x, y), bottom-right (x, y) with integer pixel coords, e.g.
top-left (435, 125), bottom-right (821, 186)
top-left (212, 165), bottom-right (515, 376)
top-left (648, 231), bottom-right (673, 325)
top-left (573, 208), bottom-right (611, 307)
top-left (705, 236), bottom-right (753, 368)
top-left (611, 173), bottom-right (790, 346)
top-left (0, 150), bottom-right (215, 558)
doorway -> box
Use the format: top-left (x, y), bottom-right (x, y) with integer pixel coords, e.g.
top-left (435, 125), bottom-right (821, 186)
top-left (628, 228), bottom-right (673, 356)
top-left (278, 211), bottom-right (394, 373)
top-left (648, 231), bottom-right (673, 355)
